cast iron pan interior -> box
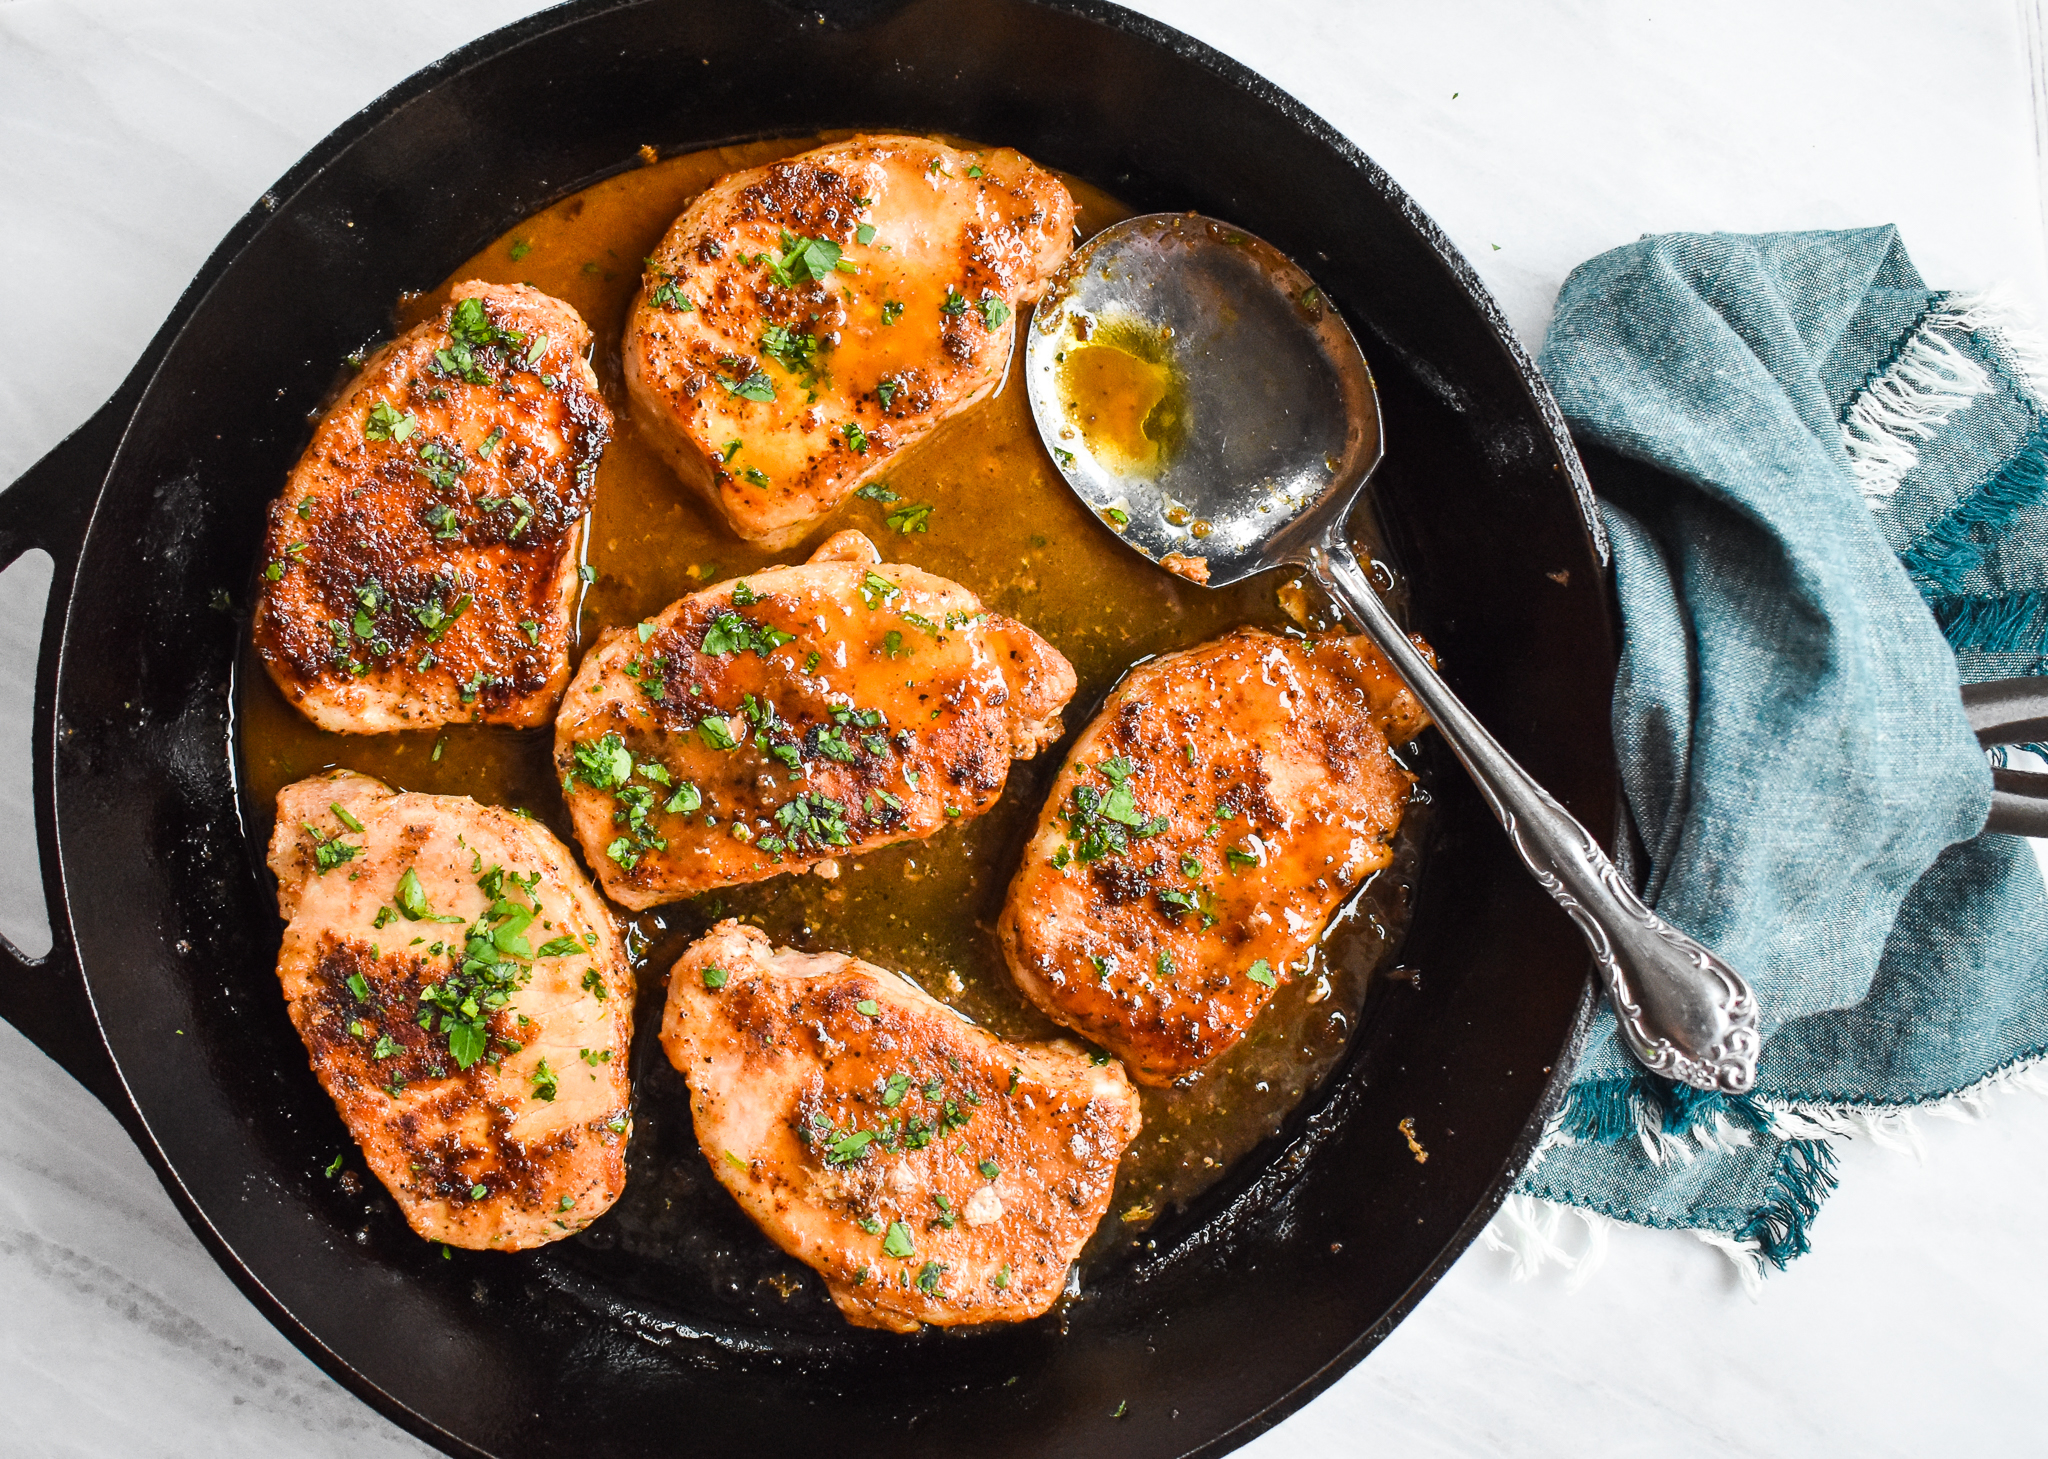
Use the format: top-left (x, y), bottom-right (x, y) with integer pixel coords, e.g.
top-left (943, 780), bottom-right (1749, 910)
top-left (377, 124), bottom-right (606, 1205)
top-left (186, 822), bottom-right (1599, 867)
top-left (5, 1), bottom-right (1610, 1453)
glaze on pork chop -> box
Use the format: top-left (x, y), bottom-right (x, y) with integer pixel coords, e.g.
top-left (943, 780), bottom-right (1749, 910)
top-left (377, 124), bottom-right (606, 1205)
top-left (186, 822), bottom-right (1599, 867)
top-left (268, 770), bottom-right (634, 1249)
top-left (623, 135), bottom-right (1074, 547)
top-left (553, 529), bottom-right (1075, 909)
top-left (997, 628), bottom-right (1432, 1085)
top-left (661, 921), bottom-right (1142, 1330)
top-left (254, 282), bottom-right (611, 732)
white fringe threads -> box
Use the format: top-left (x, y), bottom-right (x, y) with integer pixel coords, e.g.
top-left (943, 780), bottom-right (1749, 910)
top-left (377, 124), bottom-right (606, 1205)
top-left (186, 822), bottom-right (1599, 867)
top-left (1481, 1054), bottom-right (2048, 1295)
top-left (1840, 287), bottom-right (2048, 501)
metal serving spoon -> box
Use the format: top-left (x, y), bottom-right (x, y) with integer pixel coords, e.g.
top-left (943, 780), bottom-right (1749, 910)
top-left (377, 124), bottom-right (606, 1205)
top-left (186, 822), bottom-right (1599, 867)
top-left (1021, 213), bottom-right (1760, 1095)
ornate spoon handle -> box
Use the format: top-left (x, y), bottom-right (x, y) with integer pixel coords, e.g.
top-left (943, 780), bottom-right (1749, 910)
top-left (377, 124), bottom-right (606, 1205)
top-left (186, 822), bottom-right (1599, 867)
top-left (1309, 534), bottom-right (1760, 1094)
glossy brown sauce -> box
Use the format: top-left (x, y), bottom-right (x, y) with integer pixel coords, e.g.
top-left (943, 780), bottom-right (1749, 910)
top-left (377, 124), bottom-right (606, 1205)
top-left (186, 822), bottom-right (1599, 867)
top-left (236, 135), bottom-right (1424, 1270)
top-left (1057, 319), bottom-right (1186, 474)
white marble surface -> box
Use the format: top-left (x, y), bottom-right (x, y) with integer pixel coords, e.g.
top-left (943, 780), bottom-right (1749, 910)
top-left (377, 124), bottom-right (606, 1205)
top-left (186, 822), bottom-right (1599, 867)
top-left (3, 1), bottom-right (2047, 1453)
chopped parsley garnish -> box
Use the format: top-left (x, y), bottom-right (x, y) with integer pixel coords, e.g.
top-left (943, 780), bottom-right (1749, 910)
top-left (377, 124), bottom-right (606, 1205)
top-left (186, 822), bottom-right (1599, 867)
top-left (509, 239), bottom-right (532, 261)
top-left (394, 866), bottom-right (437, 921)
top-left (761, 322), bottom-right (826, 385)
top-left (477, 425), bottom-right (504, 458)
top-left (742, 465), bottom-right (771, 487)
top-left (843, 421), bottom-right (868, 454)
top-left (470, 1183), bottom-right (488, 1199)
top-left (978, 1159), bottom-right (1000, 1180)
top-left (1104, 507), bottom-right (1130, 527)
top-left (856, 480), bottom-right (899, 503)
top-left (916, 1260), bottom-right (946, 1294)
top-left (531, 1058), bottom-right (558, 1102)
top-left (856, 223), bottom-right (877, 246)
top-left (814, 723), bottom-right (859, 762)
top-left (718, 371), bottom-right (776, 402)
top-left (758, 228), bottom-right (854, 287)
top-left (1058, 757), bottom-right (1158, 863)
top-left (1226, 845), bottom-right (1260, 870)
top-left (855, 998), bottom-right (881, 1017)
top-left (882, 630), bottom-right (907, 659)
top-left (755, 789), bottom-right (852, 855)
top-left (977, 295), bottom-right (1012, 330)
top-left (364, 400), bottom-right (417, 443)
top-left (414, 438), bottom-right (467, 493)
top-left (1157, 950), bottom-right (1175, 978)
top-left (581, 968), bottom-right (608, 1000)
top-left (331, 802), bottom-right (366, 834)
top-left (859, 571), bottom-right (900, 608)
top-left (883, 1222), bottom-right (915, 1258)
top-left (702, 964), bottom-right (729, 990)
top-left (650, 272), bottom-right (693, 311)
top-left (700, 610), bottom-right (795, 658)
top-left (371, 1033), bottom-right (400, 1060)
top-left (569, 732), bottom-right (635, 791)
top-left (697, 716), bottom-right (740, 751)
top-left (730, 580), bottom-right (759, 606)
top-left (423, 503), bottom-right (462, 541)
top-left (628, 654), bottom-right (668, 699)
top-left (410, 866), bottom-right (552, 1070)
top-left (884, 502), bottom-right (933, 534)
top-left (413, 592), bottom-right (471, 641)
top-left (431, 296), bottom-right (523, 384)
top-left (304, 823), bottom-right (360, 873)
top-left (665, 782), bottom-right (702, 815)
top-left (940, 287), bottom-right (967, 317)
top-left (880, 300), bottom-right (904, 326)
top-left (882, 1072), bottom-right (911, 1106)
top-left (1246, 959), bottom-right (1277, 988)
top-left (826, 1129), bottom-right (875, 1164)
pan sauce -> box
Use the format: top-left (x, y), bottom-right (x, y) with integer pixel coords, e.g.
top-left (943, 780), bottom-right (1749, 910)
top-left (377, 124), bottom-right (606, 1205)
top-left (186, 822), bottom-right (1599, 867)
top-left (236, 135), bottom-right (1427, 1276)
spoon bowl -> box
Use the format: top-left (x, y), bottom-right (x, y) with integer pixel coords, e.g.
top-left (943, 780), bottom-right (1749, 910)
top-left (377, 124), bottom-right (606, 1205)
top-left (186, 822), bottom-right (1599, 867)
top-left (1025, 213), bottom-right (1762, 1095)
top-left (1023, 214), bottom-right (1380, 586)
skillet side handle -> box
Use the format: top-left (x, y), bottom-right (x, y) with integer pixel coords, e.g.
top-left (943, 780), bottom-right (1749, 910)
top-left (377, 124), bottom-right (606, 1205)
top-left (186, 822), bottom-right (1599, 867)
top-left (0, 387), bottom-right (137, 1119)
top-left (1961, 677), bottom-right (2048, 839)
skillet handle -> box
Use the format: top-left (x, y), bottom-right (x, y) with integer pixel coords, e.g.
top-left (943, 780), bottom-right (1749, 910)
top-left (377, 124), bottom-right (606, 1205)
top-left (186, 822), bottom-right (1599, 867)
top-left (0, 386), bottom-right (137, 1118)
top-left (1962, 677), bottom-right (2048, 838)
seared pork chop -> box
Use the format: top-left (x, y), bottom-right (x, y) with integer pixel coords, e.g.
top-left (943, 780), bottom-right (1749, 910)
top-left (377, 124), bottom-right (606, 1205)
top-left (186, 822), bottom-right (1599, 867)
top-left (255, 282), bottom-right (611, 732)
top-left (623, 134), bottom-right (1074, 547)
top-left (268, 770), bottom-right (634, 1249)
top-left (997, 628), bottom-right (1432, 1085)
top-left (661, 921), bottom-right (1142, 1330)
top-left (554, 529), bottom-right (1074, 909)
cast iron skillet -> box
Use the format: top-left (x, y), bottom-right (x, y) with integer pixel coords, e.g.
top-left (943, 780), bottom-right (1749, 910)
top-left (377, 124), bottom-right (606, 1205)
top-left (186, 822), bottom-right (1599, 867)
top-left (0, 0), bottom-right (1667, 1452)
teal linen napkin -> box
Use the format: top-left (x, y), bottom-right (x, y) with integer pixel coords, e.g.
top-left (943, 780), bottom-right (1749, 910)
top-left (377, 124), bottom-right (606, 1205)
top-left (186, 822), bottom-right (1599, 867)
top-left (1511, 227), bottom-right (2048, 1270)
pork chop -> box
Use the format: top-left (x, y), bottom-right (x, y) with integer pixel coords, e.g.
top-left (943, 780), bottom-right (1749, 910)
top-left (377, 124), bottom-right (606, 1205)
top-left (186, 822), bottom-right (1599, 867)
top-left (997, 628), bottom-right (1433, 1085)
top-left (553, 529), bottom-right (1075, 909)
top-left (623, 134), bottom-right (1074, 547)
top-left (254, 281), bottom-right (612, 732)
top-left (660, 921), bottom-right (1142, 1330)
top-left (268, 770), bottom-right (634, 1249)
